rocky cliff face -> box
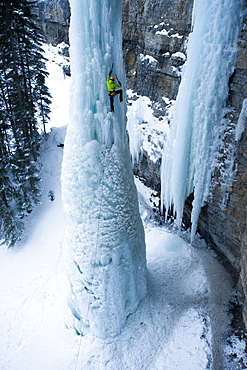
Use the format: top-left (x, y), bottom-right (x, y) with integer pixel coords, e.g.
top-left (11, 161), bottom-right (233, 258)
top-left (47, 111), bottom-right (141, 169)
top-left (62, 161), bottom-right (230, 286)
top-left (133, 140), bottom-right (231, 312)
top-left (122, 0), bottom-right (193, 194)
top-left (34, 0), bottom-right (70, 44)
top-left (123, 0), bottom-right (193, 117)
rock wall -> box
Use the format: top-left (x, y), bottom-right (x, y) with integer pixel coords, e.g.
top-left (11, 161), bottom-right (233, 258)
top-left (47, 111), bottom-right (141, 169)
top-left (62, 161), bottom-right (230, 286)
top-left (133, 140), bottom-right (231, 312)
top-left (123, 0), bottom-right (193, 117)
top-left (34, 0), bottom-right (70, 44)
top-left (122, 0), bottom-right (193, 194)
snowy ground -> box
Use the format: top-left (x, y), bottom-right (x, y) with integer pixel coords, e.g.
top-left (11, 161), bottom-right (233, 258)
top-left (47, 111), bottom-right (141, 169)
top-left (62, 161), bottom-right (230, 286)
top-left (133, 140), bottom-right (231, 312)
top-left (0, 44), bottom-right (246, 370)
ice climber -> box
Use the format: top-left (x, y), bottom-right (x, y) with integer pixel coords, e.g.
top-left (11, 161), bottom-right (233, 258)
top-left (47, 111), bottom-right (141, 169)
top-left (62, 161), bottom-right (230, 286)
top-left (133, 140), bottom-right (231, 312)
top-left (106, 68), bottom-right (123, 112)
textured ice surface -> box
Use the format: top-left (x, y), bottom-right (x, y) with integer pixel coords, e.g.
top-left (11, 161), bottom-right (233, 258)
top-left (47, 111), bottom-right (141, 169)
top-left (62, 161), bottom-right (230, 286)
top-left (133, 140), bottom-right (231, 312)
top-left (161, 0), bottom-right (242, 238)
top-left (61, 0), bottom-right (146, 338)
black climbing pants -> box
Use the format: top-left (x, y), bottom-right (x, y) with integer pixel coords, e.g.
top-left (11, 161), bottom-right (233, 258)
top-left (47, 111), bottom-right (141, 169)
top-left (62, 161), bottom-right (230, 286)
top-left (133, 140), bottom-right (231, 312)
top-left (108, 90), bottom-right (123, 112)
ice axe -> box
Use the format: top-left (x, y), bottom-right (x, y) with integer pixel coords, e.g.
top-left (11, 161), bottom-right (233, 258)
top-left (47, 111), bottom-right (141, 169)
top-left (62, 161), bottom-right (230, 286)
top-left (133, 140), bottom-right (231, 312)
top-left (109, 63), bottom-right (114, 76)
top-left (115, 74), bottom-right (121, 85)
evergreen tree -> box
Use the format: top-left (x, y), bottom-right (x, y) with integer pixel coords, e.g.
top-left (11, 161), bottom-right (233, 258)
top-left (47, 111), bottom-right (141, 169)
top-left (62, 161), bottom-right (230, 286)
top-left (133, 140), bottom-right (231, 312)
top-left (0, 0), bottom-right (51, 246)
top-left (34, 72), bottom-right (52, 134)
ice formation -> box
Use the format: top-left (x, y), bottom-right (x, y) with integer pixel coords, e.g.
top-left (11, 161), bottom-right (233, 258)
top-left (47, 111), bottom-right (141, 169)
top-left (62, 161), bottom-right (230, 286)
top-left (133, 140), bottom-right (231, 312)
top-left (235, 98), bottom-right (247, 141)
top-left (61, 0), bottom-right (146, 338)
top-left (161, 0), bottom-right (243, 239)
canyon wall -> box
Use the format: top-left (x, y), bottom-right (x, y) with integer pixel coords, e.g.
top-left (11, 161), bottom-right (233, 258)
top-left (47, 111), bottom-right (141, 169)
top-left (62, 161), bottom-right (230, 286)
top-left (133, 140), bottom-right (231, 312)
top-left (123, 0), bottom-right (193, 117)
top-left (34, 0), bottom-right (70, 44)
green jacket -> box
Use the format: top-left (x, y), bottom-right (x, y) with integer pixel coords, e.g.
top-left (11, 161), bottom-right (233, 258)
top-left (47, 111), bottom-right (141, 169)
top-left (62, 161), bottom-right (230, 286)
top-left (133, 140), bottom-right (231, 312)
top-left (106, 76), bottom-right (121, 92)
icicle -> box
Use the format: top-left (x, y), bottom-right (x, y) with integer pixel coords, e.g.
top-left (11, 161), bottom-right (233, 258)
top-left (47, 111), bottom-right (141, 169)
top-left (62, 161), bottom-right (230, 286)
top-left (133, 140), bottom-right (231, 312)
top-left (161, 0), bottom-right (243, 240)
top-left (235, 98), bottom-right (247, 141)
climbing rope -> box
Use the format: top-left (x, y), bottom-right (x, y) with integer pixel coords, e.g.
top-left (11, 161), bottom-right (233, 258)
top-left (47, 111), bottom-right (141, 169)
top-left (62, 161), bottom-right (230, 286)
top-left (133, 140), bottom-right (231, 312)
top-left (74, 148), bottom-right (109, 370)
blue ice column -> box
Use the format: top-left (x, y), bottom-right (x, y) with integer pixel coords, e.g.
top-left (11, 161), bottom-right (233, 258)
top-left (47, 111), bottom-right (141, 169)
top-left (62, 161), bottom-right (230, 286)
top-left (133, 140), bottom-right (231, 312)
top-left (61, 0), bottom-right (147, 338)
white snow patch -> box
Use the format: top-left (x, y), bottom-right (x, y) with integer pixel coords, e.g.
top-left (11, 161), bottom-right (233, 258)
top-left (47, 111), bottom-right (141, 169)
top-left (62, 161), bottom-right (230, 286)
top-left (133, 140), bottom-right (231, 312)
top-left (156, 28), bottom-right (169, 36)
top-left (42, 43), bottom-right (71, 132)
top-left (171, 32), bottom-right (183, 39)
top-left (171, 51), bottom-right (186, 61)
top-left (139, 53), bottom-right (158, 67)
top-left (163, 51), bottom-right (170, 57)
top-left (155, 26), bottom-right (183, 39)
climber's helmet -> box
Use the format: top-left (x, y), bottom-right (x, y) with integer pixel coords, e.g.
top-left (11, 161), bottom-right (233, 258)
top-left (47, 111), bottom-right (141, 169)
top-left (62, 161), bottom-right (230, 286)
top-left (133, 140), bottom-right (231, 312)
top-left (110, 76), bottom-right (115, 81)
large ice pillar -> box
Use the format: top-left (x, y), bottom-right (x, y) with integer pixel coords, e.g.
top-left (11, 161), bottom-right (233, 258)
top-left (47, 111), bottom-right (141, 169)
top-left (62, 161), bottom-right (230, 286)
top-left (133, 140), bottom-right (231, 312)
top-left (61, 0), bottom-right (146, 338)
top-left (161, 0), bottom-right (242, 239)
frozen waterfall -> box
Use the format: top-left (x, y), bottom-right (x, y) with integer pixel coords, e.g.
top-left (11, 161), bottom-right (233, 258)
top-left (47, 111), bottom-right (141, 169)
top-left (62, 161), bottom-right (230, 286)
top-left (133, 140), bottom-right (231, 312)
top-left (161, 0), bottom-right (243, 239)
top-left (61, 0), bottom-right (147, 338)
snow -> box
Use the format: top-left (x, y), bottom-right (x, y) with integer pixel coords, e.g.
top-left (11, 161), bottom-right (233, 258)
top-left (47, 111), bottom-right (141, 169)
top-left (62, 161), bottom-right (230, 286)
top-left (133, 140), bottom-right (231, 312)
top-left (170, 33), bottom-right (183, 39)
top-left (171, 51), bottom-right (186, 61)
top-left (156, 28), bottom-right (169, 36)
top-left (160, 0), bottom-right (243, 240)
top-left (126, 90), bottom-right (172, 164)
top-left (139, 53), bottom-right (158, 68)
top-left (0, 126), bottom-right (75, 370)
top-left (0, 19), bottom-right (246, 370)
top-left (155, 26), bottom-right (183, 39)
top-left (43, 43), bottom-right (70, 132)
